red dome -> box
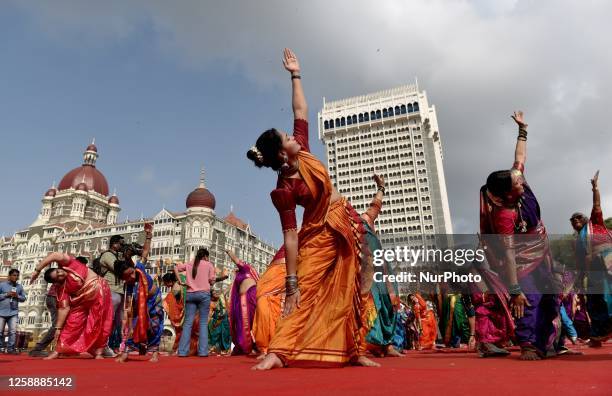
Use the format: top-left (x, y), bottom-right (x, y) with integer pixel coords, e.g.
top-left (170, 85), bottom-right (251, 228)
top-left (109, 195), bottom-right (120, 205)
top-left (44, 188), bottom-right (57, 197)
top-left (186, 187), bottom-right (216, 210)
top-left (58, 165), bottom-right (109, 196)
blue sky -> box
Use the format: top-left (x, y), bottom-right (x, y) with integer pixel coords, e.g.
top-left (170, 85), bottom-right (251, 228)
top-left (1, 1), bottom-right (611, 246)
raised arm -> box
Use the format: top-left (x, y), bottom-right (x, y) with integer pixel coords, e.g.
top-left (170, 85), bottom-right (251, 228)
top-left (591, 170), bottom-right (601, 213)
top-left (224, 249), bottom-right (243, 268)
top-left (511, 111), bottom-right (528, 166)
top-left (141, 222), bottom-right (153, 263)
top-left (283, 48), bottom-right (307, 121)
top-left (31, 252), bottom-right (71, 282)
top-left (361, 174), bottom-right (385, 228)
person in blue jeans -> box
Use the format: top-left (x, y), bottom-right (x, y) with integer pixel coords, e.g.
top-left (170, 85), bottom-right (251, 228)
top-left (0, 269), bottom-right (27, 354)
top-left (174, 248), bottom-right (216, 357)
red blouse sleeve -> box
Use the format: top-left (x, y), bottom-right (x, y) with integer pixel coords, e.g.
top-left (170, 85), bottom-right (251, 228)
top-left (591, 207), bottom-right (604, 226)
top-left (271, 188), bottom-right (297, 232)
top-left (293, 119), bottom-right (309, 153)
top-left (493, 208), bottom-right (517, 235)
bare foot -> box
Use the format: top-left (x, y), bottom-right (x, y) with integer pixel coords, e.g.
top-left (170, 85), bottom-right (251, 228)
top-left (355, 356), bottom-right (381, 367)
top-left (251, 353), bottom-right (283, 370)
top-left (43, 351), bottom-right (59, 360)
top-left (116, 352), bottom-right (128, 363)
top-left (385, 346), bottom-right (404, 357)
top-left (519, 349), bottom-right (541, 361)
top-left (95, 353), bottom-right (104, 360)
top-left (256, 353), bottom-right (267, 361)
top-left (149, 352), bottom-right (159, 363)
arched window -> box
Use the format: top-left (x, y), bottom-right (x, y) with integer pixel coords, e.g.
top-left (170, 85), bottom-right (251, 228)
top-left (340, 117), bottom-right (346, 126)
top-left (395, 106), bottom-right (400, 114)
top-left (370, 111), bottom-right (376, 120)
top-left (364, 112), bottom-right (370, 121)
top-left (347, 116), bottom-right (352, 125)
top-left (335, 118), bottom-right (340, 126)
top-left (388, 107), bottom-right (393, 116)
top-left (413, 102), bottom-right (419, 111)
top-left (401, 104), bottom-right (406, 114)
top-left (376, 110), bottom-right (381, 119)
top-left (383, 108), bottom-right (388, 118)
top-left (329, 119), bottom-right (334, 128)
top-left (358, 113), bottom-right (364, 122)
top-left (352, 115), bottom-right (357, 124)
top-left (324, 120), bottom-right (329, 129)
top-left (407, 103), bottom-right (413, 113)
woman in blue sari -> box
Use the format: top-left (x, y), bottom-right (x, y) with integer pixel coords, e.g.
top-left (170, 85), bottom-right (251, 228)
top-left (114, 224), bottom-right (164, 363)
top-left (570, 171), bottom-right (612, 345)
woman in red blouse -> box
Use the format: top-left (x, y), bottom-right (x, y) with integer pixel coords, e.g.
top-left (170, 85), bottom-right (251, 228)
top-left (247, 48), bottom-right (378, 370)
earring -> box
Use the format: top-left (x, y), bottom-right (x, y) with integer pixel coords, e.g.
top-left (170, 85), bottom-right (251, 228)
top-left (280, 154), bottom-right (290, 171)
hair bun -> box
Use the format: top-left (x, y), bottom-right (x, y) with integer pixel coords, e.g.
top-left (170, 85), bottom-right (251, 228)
top-left (247, 146), bottom-right (265, 167)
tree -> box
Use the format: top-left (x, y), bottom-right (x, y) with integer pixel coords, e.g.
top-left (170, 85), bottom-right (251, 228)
top-left (605, 217), bottom-right (612, 230)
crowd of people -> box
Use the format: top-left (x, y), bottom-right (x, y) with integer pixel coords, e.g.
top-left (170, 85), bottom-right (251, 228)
top-left (0, 48), bottom-right (609, 369)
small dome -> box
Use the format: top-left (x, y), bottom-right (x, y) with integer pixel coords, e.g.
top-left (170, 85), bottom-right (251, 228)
top-left (44, 188), bottom-right (57, 197)
top-left (186, 187), bottom-right (216, 210)
top-left (86, 144), bottom-right (98, 153)
top-left (109, 195), bottom-right (120, 205)
top-left (76, 182), bottom-right (89, 192)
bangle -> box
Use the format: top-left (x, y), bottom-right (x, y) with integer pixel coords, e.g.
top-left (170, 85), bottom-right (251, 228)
top-left (377, 186), bottom-right (385, 193)
top-left (508, 284), bottom-right (523, 295)
top-left (291, 75), bottom-right (301, 80)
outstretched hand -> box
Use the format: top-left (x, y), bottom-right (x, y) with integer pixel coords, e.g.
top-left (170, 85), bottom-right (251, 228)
top-left (282, 48), bottom-right (300, 74)
top-left (591, 170), bottom-right (600, 189)
top-left (511, 111), bottom-right (528, 129)
top-left (373, 174), bottom-right (385, 189)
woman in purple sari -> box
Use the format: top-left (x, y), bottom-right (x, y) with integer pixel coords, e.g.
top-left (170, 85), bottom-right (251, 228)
top-left (225, 249), bottom-right (259, 355)
top-left (481, 111), bottom-right (561, 360)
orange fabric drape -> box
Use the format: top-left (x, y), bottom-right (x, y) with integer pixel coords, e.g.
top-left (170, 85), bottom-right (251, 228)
top-left (253, 248), bottom-right (286, 354)
top-left (267, 151), bottom-right (364, 366)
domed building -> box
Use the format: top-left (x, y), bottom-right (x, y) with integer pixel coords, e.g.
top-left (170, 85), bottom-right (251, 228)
top-left (0, 144), bottom-right (276, 345)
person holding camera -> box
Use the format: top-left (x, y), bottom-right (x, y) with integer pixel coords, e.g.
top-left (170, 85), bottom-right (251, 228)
top-left (97, 234), bottom-right (126, 357)
top-left (0, 269), bottom-right (27, 354)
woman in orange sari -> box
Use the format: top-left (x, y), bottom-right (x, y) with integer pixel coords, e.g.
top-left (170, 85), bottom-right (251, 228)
top-left (247, 49), bottom-right (378, 370)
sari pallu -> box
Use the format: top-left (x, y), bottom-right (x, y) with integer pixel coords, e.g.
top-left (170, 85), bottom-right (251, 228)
top-left (124, 263), bottom-right (164, 352)
top-left (56, 265), bottom-right (113, 355)
top-left (253, 247), bottom-right (286, 354)
top-left (228, 261), bottom-right (259, 355)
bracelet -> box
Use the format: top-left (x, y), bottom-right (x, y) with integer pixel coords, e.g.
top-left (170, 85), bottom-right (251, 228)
top-left (291, 75), bottom-right (301, 80)
top-left (377, 186), bottom-right (386, 193)
top-left (508, 283), bottom-right (523, 295)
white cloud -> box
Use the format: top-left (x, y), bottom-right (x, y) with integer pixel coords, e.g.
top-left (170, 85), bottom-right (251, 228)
top-left (10, 0), bottom-right (612, 233)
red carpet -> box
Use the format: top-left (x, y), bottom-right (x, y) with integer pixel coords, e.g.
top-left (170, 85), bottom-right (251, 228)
top-left (2, 344), bottom-right (611, 396)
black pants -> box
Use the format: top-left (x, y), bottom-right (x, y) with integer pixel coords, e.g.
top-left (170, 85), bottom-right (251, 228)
top-left (32, 296), bottom-right (58, 351)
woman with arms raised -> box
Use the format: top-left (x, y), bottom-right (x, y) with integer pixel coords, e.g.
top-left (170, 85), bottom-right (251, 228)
top-left (247, 48), bottom-right (378, 370)
top-left (30, 253), bottom-right (113, 360)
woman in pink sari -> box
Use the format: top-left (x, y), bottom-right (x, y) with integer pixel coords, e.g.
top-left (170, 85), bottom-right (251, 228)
top-left (225, 249), bottom-right (259, 355)
top-left (30, 252), bottom-right (113, 360)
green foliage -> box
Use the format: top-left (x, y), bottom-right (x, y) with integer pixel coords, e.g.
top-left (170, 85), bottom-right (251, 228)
top-left (605, 217), bottom-right (612, 230)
